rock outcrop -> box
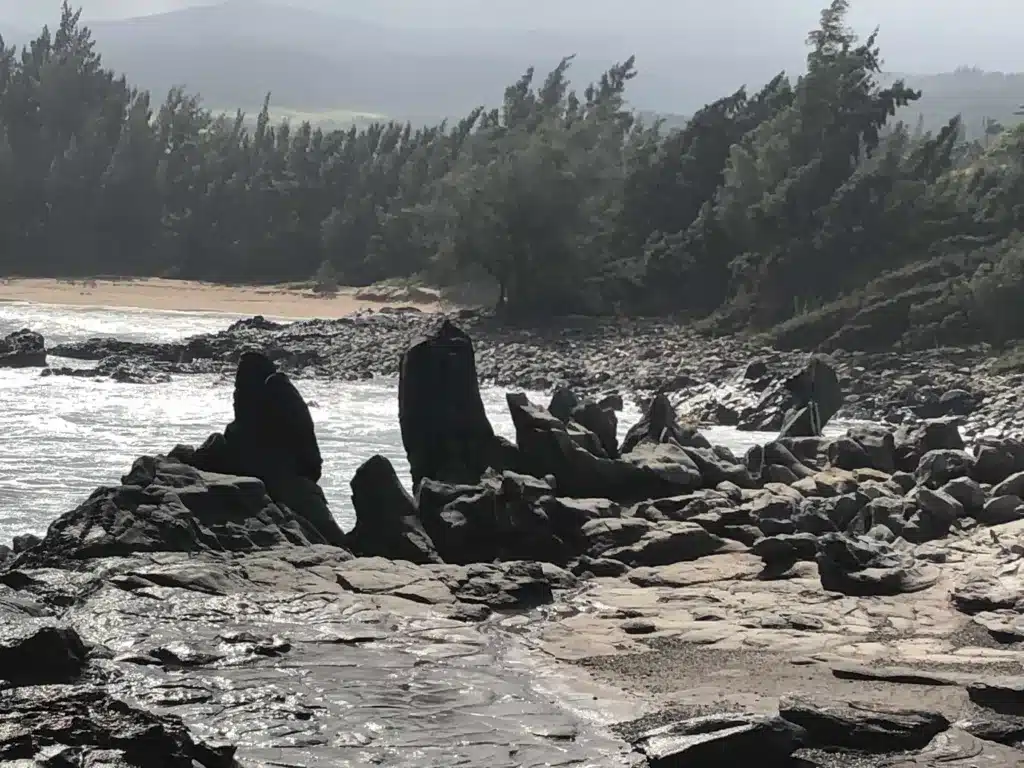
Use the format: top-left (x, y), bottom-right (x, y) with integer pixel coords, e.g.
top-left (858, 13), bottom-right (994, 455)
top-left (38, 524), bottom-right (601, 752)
top-left (0, 328), bottom-right (46, 367)
top-left (739, 355), bottom-right (843, 436)
top-left (348, 454), bottom-right (440, 564)
top-left (399, 319), bottom-right (514, 490)
top-left (187, 351), bottom-right (345, 545)
top-left (8, 320), bottom-right (1024, 767)
top-left (12, 454), bottom-right (335, 568)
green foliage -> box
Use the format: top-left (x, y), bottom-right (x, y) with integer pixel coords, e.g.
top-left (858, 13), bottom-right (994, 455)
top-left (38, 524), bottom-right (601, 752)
top-left (3, 3), bottom-right (1024, 350)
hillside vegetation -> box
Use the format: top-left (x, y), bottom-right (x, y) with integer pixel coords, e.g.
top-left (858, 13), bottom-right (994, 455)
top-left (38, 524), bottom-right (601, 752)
top-left (0, 2), bottom-right (1023, 354)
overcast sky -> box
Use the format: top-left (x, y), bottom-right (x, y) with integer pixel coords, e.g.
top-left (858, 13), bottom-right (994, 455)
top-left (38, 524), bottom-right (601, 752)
top-left (3, 0), bottom-right (1022, 73)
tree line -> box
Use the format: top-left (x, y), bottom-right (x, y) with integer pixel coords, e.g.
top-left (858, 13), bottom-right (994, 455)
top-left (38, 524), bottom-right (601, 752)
top-left (1, 2), bottom-right (1023, 350)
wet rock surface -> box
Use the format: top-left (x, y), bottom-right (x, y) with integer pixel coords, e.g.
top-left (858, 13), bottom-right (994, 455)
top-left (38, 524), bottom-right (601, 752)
top-left (0, 327), bottom-right (46, 367)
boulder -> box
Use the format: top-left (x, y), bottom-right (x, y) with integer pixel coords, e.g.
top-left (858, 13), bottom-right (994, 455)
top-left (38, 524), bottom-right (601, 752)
top-left (993, 471), bottom-right (1024, 498)
top-left (915, 449), bottom-right (975, 489)
top-left (187, 352), bottom-right (345, 544)
top-left (779, 694), bottom-right (949, 753)
top-left (0, 621), bottom-right (89, 686)
top-left (950, 574), bottom-right (1024, 615)
top-left (399, 320), bottom-right (510, 490)
top-left (827, 436), bottom-right (873, 470)
top-left (13, 455), bottom-right (341, 568)
top-left (347, 454), bottom-right (440, 564)
top-left (548, 386), bottom-right (619, 459)
top-left (11, 533), bottom-right (41, 553)
top-left (739, 356), bottom-right (842, 436)
top-left (816, 533), bottom-right (940, 597)
top-left (418, 470), bottom-right (571, 565)
top-left (621, 393), bottom-right (711, 453)
top-left (895, 419), bottom-right (964, 472)
top-left (0, 328), bottom-right (46, 368)
top-left (972, 437), bottom-right (1024, 485)
top-left (752, 533), bottom-right (820, 566)
top-left (979, 496), bottom-right (1024, 525)
top-left (846, 425), bottom-right (897, 472)
top-left (508, 393), bottom-right (703, 501)
top-left (598, 521), bottom-right (743, 567)
top-left (0, 684), bottom-right (236, 767)
top-left (941, 477), bottom-right (986, 514)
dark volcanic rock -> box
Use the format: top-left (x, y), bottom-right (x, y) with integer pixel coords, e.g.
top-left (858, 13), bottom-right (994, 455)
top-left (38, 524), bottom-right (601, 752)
top-left (895, 419), bottom-right (964, 472)
top-left (399, 319), bottom-right (512, 490)
top-left (0, 327), bottom-right (46, 368)
top-left (752, 533), bottom-right (820, 566)
top-left (419, 470), bottom-right (571, 565)
top-left (13, 455), bottom-right (343, 568)
top-left (549, 386), bottom-right (620, 459)
top-left (621, 393), bottom-right (710, 454)
top-left (598, 521), bottom-right (743, 568)
top-left (846, 425), bottom-right (897, 473)
top-left (0, 684), bottom-right (236, 766)
top-left (0, 621), bottom-right (89, 685)
top-left (972, 437), bottom-right (1024, 485)
top-left (739, 356), bottom-right (843, 436)
top-left (915, 449), bottom-right (975, 489)
top-left (347, 454), bottom-right (440, 564)
top-left (187, 353), bottom-right (346, 545)
top-left (779, 694), bottom-right (950, 753)
top-left (632, 713), bottom-right (803, 767)
top-left (206, 351), bottom-right (322, 483)
top-left (816, 533), bottom-right (940, 596)
top-left (508, 393), bottom-right (704, 501)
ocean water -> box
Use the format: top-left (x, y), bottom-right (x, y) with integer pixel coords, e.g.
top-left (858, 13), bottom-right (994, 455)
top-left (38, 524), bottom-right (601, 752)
top-left (0, 301), bottom-right (844, 540)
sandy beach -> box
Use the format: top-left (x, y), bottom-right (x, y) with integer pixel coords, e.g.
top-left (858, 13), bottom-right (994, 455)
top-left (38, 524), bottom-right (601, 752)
top-left (0, 277), bottom-right (443, 318)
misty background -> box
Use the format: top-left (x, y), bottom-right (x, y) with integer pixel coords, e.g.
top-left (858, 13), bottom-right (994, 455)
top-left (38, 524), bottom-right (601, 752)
top-left (1, 0), bottom-right (1022, 131)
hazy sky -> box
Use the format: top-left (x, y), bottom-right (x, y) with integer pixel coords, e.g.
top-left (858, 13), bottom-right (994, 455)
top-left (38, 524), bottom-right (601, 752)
top-left (3, 0), bottom-right (1022, 73)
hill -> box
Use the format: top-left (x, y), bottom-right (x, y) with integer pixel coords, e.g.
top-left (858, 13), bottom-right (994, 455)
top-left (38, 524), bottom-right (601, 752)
top-left (75, 1), bottom-right (803, 123)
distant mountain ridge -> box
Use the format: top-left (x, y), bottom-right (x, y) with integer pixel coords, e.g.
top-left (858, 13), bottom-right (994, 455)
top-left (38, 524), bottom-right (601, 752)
top-left (4, 1), bottom-right (1023, 133)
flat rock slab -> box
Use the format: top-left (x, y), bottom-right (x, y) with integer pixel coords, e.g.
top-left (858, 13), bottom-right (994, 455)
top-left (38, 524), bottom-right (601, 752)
top-left (884, 728), bottom-right (1024, 766)
top-left (830, 662), bottom-right (964, 687)
top-left (779, 694), bottom-right (950, 753)
top-left (632, 712), bottom-right (803, 767)
top-left (973, 610), bottom-right (1024, 643)
top-left (956, 711), bottom-right (1024, 747)
top-left (966, 678), bottom-right (1024, 713)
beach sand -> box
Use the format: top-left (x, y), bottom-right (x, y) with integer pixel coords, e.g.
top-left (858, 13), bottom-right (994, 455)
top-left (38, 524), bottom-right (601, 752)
top-left (0, 277), bottom-right (444, 319)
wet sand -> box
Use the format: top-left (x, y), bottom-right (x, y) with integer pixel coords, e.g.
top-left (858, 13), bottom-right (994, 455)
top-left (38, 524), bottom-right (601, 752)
top-left (0, 277), bottom-right (442, 319)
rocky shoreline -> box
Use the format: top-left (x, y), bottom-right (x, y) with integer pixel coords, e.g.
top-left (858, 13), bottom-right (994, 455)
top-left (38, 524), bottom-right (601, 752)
top-left (9, 307), bottom-right (1018, 442)
top-left (3, 317), bottom-right (1024, 765)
